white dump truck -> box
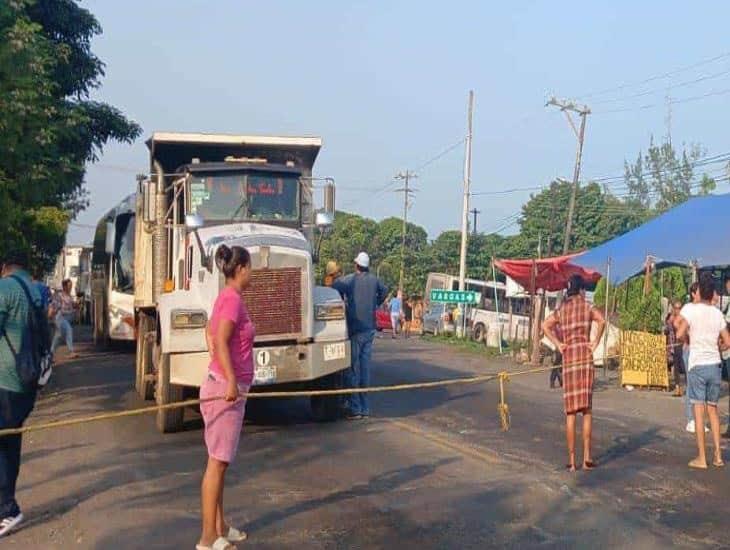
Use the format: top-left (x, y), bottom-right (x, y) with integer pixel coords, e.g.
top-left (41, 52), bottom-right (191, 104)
top-left (133, 132), bottom-right (350, 432)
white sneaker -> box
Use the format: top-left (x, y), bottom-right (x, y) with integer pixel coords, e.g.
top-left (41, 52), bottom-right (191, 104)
top-left (685, 421), bottom-right (710, 434)
top-left (0, 513), bottom-right (23, 537)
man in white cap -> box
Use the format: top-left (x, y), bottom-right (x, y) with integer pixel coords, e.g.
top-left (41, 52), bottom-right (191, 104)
top-left (332, 252), bottom-right (388, 419)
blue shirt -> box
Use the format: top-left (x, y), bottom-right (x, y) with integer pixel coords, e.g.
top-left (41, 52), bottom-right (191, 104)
top-left (0, 270), bottom-right (41, 393)
top-left (389, 297), bottom-right (402, 314)
top-left (332, 272), bottom-right (388, 336)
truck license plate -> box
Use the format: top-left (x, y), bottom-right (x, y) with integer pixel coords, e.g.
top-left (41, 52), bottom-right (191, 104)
top-left (254, 366), bottom-right (276, 385)
top-left (324, 342), bottom-right (346, 361)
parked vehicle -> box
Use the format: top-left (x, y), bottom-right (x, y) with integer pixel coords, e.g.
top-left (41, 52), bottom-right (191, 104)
top-left (91, 194), bottom-right (136, 345)
top-left (376, 304), bottom-right (392, 331)
top-left (133, 132), bottom-right (350, 432)
top-left (421, 302), bottom-right (455, 335)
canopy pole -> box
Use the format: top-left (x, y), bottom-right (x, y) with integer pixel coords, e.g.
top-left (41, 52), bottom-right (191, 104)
top-left (602, 257), bottom-right (611, 379)
top-left (491, 258), bottom-right (503, 354)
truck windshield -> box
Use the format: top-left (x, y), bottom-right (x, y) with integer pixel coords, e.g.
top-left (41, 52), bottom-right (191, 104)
top-left (189, 170), bottom-right (300, 223)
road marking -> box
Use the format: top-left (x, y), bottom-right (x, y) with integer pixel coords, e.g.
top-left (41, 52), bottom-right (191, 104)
top-left (385, 418), bottom-right (505, 466)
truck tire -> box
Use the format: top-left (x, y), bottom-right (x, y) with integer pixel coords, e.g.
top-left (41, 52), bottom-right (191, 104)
top-left (135, 312), bottom-right (155, 401)
top-left (155, 346), bottom-right (184, 433)
top-left (310, 372), bottom-right (342, 422)
top-left (472, 323), bottom-right (486, 343)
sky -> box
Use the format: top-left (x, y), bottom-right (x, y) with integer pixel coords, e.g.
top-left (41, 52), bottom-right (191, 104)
top-left (69, 0), bottom-right (730, 245)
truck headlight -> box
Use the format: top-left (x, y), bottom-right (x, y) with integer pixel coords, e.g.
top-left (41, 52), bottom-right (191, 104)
top-left (171, 309), bottom-right (207, 329)
top-left (315, 302), bottom-right (345, 321)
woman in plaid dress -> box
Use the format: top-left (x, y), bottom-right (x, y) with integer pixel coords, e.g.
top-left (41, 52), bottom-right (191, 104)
top-left (543, 275), bottom-right (606, 471)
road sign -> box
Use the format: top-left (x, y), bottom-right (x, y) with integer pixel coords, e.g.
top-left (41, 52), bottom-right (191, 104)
top-left (429, 289), bottom-right (480, 304)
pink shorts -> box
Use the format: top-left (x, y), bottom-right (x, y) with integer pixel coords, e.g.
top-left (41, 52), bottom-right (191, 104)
top-left (200, 372), bottom-right (250, 463)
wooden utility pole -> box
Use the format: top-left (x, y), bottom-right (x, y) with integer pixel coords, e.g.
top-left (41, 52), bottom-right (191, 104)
top-left (546, 97), bottom-right (590, 255)
top-left (470, 208), bottom-right (481, 235)
top-left (395, 171), bottom-right (417, 292)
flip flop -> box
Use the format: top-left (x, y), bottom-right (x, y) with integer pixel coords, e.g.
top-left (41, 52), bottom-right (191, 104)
top-left (226, 527), bottom-right (247, 543)
top-left (713, 459), bottom-right (725, 468)
top-left (583, 461), bottom-right (598, 470)
top-left (688, 459), bottom-right (708, 470)
top-left (196, 537), bottom-right (236, 550)
top-left (565, 464), bottom-right (576, 472)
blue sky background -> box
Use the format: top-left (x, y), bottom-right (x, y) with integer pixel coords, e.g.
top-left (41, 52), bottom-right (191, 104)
top-left (69, 0), bottom-right (730, 244)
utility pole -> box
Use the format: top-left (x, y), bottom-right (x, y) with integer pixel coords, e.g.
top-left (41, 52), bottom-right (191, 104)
top-left (546, 97), bottom-right (590, 255)
top-left (395, 171), bottom-right (417, 292)
top-left (470, 208), bottom-right (481, 236)
top-left (457, 90), bottom-right (474, 338)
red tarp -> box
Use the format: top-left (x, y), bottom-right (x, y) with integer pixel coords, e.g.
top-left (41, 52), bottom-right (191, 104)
top-left (494, 254), bottom-right (602, 292)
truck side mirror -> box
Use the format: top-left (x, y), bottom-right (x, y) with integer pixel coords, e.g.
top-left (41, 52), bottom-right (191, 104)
top-left (185, 214), bottom-right (210, 272)
top-left (141, 179), bottom-right (156, 224)
top-left (323, 181), bottom-right (335, 216)
top-left (315, 212), bottom-right (334, 228)
top-left (105, 222), bottom-right (116, 255)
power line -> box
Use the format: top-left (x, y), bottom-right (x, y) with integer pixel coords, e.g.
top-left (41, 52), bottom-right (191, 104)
top-left (576, 50), bottom-right (730, 99)
top-left (594, 86), bottom-right (730, 114)
top-left (591, 66), bottom-right (730, 106)
top-left (413, 138), bottom-right (465, 174)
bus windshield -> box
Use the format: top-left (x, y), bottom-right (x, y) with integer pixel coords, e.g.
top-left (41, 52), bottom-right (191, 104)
top-left (113, 214), bottom-right (135, 294)
top-left (188, 170), bottom-right (300, 223)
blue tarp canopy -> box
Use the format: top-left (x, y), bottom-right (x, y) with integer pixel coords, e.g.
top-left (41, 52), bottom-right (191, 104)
top-left (572, 193), bottom-right (730, 284)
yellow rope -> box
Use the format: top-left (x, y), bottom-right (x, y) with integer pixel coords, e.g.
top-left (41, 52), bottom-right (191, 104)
top-left (0, 347), bottom-right (635, 438)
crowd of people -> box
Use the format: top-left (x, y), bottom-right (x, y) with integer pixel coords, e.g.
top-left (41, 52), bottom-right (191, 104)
top-left (4, 243), bottom-right (730, 544)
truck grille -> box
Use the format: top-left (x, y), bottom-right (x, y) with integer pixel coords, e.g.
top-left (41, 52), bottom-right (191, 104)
top-left (242, 268), bottom-right (302, 337)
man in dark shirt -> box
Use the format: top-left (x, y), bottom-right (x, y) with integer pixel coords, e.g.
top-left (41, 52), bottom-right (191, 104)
top-left (332, 252), bottom-right (387, 419)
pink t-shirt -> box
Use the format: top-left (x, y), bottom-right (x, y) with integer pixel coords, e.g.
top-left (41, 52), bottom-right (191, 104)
top-left (209, 286), bottom-right (255, 385)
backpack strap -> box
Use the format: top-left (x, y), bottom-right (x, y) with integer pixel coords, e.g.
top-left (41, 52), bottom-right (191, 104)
top-left (9, 275), bottom-right (41, 311)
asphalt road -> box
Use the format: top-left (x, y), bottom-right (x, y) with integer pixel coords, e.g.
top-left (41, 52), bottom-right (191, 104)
top-left (5, 332), bottom-right (730, 549)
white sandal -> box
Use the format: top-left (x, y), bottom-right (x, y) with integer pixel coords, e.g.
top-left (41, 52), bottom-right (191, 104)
top-left (226, 527), bottom-right (247, 543)
top-left (196, 536), bottom-right (236, 550)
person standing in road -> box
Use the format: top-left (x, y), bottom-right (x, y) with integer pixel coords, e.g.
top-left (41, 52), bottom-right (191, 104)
top-left (680, 283), bottom-right (709, 434)
top-left (0, 252), bottom-right (41, 537)
top-left (675, 273), bottom-right (730, 469)
top-left (50, 279), bottom-right (77, 359)
top-left (402, 296), bottom-right (413, 339)
top-left (389, 290), bottom-right (402, 339)
top-left (665, 300), bottom-right (685, 397)
top-left (332, 252), bottom-right (388, 419)
top-left (542, 275), bottom-right (606, 472)
top-left (722, 276), bottom-right (730, 438)
top-left (198, 244), bottom-right (254, 550)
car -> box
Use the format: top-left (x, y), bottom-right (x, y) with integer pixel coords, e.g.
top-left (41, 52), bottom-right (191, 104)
top-left (421, 302), bottom-right (455, 335)
top-left (376, 305), bottom-right (392, 331)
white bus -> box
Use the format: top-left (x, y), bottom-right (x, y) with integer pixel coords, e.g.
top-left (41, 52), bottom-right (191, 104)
top-left (424, 272), bottom-right (558, 345)
top-left (91, 194), bottom-right (136, 344)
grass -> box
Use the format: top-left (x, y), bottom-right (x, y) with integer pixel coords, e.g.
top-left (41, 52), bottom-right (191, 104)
top-left (421, 333), bottom-right (507, 357)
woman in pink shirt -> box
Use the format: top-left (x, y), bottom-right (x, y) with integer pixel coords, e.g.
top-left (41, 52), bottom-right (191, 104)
top-left (198, 244), bottom-right (254, 550)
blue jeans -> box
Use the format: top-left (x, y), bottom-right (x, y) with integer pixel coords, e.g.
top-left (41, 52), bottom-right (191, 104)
top-left (52, 315), bottom-right (74, 354)
top-left (687, 364), bottom-right (722, 406)
top-left (345, 330), bottom-right (375, 416)
top-left (0, 389), bottom-right (36, 517)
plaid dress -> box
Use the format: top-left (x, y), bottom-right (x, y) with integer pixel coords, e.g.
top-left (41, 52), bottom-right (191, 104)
top-left (556, 295), bottom-right (594, 414)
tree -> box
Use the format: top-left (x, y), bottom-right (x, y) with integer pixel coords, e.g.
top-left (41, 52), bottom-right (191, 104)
top-left (623, 137), bottom-right (716, 212)
top-left (0, 0), bottom-right (141, 272)
top-left (518, 180), bottom-right (644, 256)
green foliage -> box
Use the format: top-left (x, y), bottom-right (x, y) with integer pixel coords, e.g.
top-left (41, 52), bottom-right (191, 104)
top-left (593, 267), bottom-right (688, 333)
top-left (0, 0), bottom-right (141, 272)
top-left (518, 180), bottom-right (647, 256)
top-left (623, 137), bottom-right (716, 212)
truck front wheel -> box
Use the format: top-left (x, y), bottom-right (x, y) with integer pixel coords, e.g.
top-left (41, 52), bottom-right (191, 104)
top-left (472, 323), bottom-right (486, 343)
top-left (135, 312), bottom-right (155, 400)
top-left (310, 372), bottom-right (342, 422)
top-left (155, 346), bottom-right (185, 433)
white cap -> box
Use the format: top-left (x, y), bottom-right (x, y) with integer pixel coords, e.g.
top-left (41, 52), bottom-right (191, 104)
top-left (354, 252), bottom-right (370, 268)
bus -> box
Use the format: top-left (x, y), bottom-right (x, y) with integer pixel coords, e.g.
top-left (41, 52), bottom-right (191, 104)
top-left (424, 272), bottom-right (558, 344)
top-left (91, 194), bottom-right (136, 345)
